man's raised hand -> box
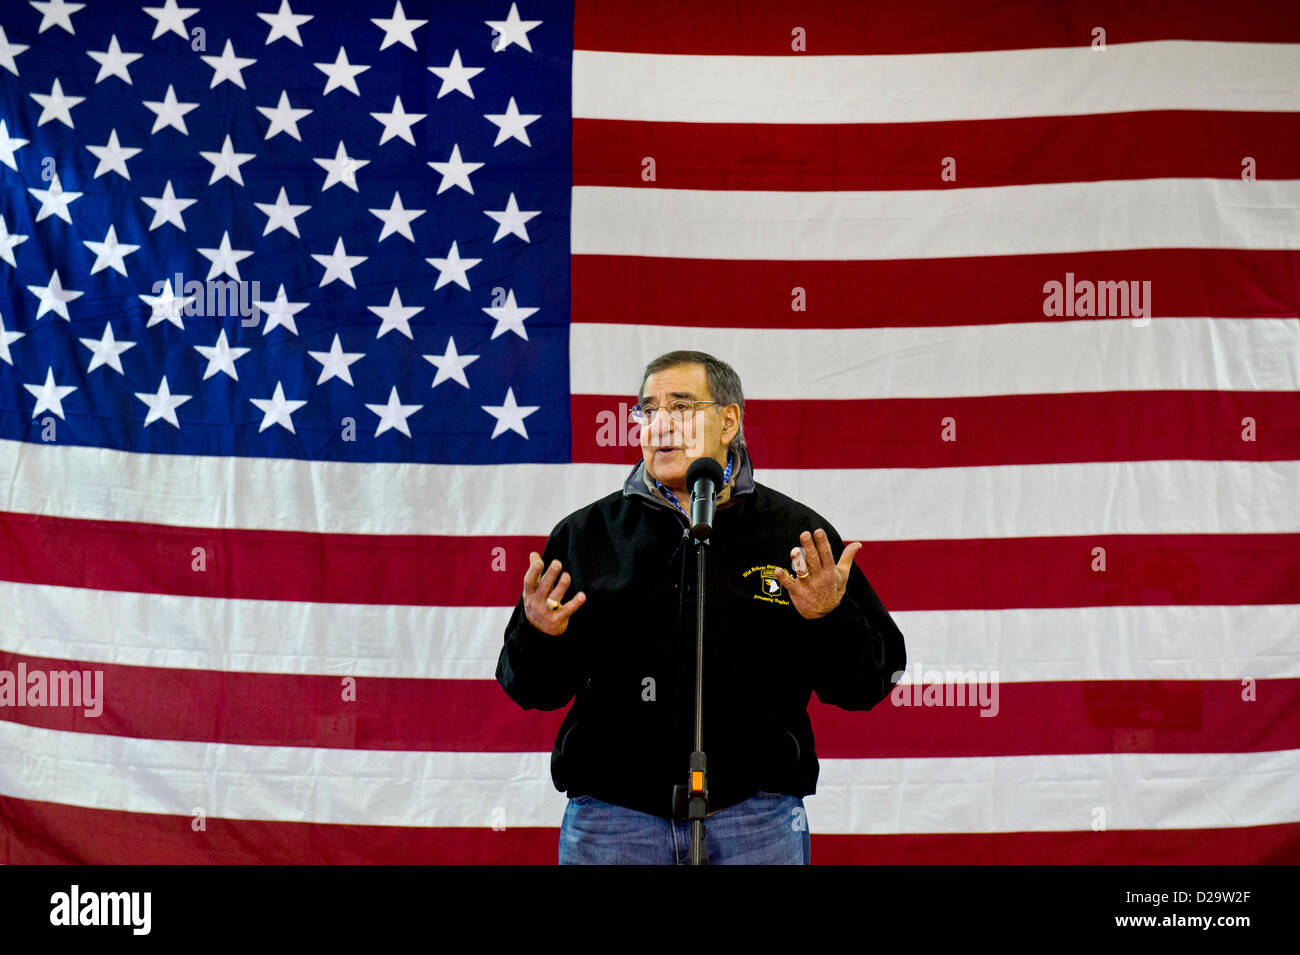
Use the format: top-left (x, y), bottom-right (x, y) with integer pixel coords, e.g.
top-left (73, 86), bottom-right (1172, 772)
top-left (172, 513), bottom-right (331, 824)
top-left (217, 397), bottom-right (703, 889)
top-left (522, 552), bottom-right (587, 635)
top-left (774, 528), bottom-right (862, 620)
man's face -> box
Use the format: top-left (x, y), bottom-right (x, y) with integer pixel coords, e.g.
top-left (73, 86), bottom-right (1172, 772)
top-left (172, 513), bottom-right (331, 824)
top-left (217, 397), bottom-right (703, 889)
top-left (638, 363), bottom-right (739, 491)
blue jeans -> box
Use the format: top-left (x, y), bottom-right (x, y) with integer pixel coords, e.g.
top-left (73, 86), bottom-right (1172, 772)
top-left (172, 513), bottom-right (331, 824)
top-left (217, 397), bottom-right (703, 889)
top-left (558, 791), bottom-right (811, 864)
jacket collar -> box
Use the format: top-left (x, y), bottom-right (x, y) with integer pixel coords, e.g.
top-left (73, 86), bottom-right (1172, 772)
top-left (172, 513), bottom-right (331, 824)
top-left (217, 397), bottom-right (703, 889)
top-left (622, 444), bottom-right (755, 515)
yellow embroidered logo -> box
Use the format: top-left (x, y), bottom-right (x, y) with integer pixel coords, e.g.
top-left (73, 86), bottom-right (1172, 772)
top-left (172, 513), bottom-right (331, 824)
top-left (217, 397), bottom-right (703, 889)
top-left (741, 565), bottom-right (790, 605)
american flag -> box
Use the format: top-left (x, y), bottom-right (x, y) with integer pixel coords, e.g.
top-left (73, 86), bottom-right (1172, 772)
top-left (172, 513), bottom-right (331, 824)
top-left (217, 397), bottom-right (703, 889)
top-left (1, 0), bottom-right (1297, 864)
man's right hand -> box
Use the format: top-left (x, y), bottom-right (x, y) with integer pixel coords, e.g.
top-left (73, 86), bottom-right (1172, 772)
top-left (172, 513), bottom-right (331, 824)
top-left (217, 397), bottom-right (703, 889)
top-left (522, 552), bottom-right (587, 635)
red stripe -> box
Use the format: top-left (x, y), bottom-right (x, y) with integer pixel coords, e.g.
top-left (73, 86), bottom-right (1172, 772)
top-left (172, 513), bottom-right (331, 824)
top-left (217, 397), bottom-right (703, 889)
top-left (576, 112), bottom-right (1300, 191)
top-left (0, 511), bottom-right (531, 605)
top-left (2, 649), bottom-right (1295, 755)
top-left (854, 533), bottom-right (1300, 612)
top-left (809, 683), bottom-right (1300, 758)
top-left (573, 391), bottom-right (1300, 468)
top-left (575, 0), bottom-right (1300, 54)
top-left (3, 512), bottom-right (1297, 609)
top-left (4, 796), bottom-right (1297, 863)
top-left (572, 250), bottom-right (1300, 327)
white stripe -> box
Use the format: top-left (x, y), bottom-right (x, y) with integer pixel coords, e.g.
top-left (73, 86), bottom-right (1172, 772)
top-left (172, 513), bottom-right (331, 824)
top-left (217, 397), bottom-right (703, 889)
top-left (0, 439), bottom-right (596, 535)
top-left (761, 459), bottom-right (1300, 543)
top-left (573, 42), bottom-right (1300, 123)
top-left (0, 720), bottom-right (1295, 832)
top-left (3, 439), bottom-right (1298, 537)
top-left (1, 582), bottom-right (500, 680)
top-left (573, 180), bottom-right (1300, 260)
top-left (5, 583), bottom-right (1298, 682)
top-left (573, 318), bottom-right (1300, 397)
top-left (810, 751), bottom-right (1300, 834)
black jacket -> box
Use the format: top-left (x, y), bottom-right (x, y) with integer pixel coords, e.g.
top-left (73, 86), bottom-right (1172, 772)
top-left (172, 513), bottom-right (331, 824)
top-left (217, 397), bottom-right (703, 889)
top-left (495, 444), bottom-right (907, 819)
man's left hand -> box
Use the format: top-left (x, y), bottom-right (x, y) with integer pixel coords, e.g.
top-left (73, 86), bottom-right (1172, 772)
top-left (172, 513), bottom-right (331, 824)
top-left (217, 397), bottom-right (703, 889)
top-left (775, 529), bottom-right (862, 620)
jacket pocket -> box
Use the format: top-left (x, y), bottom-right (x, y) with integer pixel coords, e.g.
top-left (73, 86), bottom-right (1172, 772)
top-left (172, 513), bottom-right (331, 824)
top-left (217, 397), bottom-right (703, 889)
top-left (551, 718), bottom-right (581, 792)
top-left (785, 729), bottom-right (802, 768)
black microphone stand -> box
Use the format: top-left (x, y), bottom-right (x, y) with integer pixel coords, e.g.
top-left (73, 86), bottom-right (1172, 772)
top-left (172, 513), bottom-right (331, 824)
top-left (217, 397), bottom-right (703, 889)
top-left (671, 456), bottom-right (724, 865)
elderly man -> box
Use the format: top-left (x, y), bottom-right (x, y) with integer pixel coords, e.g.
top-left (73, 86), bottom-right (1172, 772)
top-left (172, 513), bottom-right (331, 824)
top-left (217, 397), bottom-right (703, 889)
top-left (496, 350), bottom-right (906, 864)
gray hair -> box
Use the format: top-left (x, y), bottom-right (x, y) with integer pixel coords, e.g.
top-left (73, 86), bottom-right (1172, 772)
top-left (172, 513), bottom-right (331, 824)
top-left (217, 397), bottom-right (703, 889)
top-left (637, 350), bottom-right (746, 459)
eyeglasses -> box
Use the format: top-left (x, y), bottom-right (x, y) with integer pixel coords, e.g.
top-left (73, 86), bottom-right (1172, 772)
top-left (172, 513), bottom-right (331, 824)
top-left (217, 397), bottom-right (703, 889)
top-left (629, 400), bottom-right (717, 425)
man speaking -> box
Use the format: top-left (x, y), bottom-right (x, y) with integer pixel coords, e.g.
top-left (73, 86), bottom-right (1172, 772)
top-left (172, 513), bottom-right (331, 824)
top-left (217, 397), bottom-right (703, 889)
top-left (496, 351), bottom-right (907, 864)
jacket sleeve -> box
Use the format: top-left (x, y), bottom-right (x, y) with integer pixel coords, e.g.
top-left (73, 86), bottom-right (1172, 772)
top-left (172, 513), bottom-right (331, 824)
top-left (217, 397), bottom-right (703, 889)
top-left (803, 521), bottom-right (906, 711)
top-left (495, 520), bottom-right (586, 711)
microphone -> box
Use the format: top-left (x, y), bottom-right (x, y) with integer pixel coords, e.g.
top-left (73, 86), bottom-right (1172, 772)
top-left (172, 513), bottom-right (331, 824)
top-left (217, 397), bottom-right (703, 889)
top-left (686, 456), bottom-right (725, 542)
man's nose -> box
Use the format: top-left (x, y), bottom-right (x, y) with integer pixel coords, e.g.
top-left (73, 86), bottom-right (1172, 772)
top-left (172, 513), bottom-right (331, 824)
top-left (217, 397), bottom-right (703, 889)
top-left (649, 419), bottom-right (685, 444)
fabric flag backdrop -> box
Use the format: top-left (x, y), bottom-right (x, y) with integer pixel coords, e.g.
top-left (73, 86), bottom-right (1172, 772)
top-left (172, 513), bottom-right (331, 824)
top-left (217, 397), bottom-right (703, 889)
top-left (1, 0), bottom-right (1297, 864)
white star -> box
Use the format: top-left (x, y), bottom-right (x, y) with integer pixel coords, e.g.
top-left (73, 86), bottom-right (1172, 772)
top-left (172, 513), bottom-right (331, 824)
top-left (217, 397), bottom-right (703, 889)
top-left (0, 26), bottom-right (29, 76)
top-left (200, 134), bottom-right (256, 186)
top-left (369, 191), bottom-right (424, 242)
top-left (30, 78), bottom-right (84, 128)
top-left (372, 1), bottom-right (426, 51)
top-left (314, 46), bottom-right (369, 96)
top-left (143, 84), bottom-right (199, 135)
top-left (425, 240), bottom-right (481, 291)
top-left (366, 386), bottom-right (422, 438)
top-left (87, 34), bottom-right (142, 83)
top-left (484, 192), bottom-right (540, 242)
top-left (370, 94), bottom-right (426, 146)
top-left (79, 322), bottom-right (136, 374)
top-left (28, 174), bottom-right (83, 224)
top-left (312, 237), bottom-right (367, 288)
top-left (140, 180), bottom-right (196, 231)
top-left (30, 0), bottom-right (84, 35)
top-left (135, 376), bottom-right (192, 429)
top-left (427, 144), bottom-right (483, 195)
top-left (139, 278), bottom-right (196, 329)
top-left (0, 314), bottom-right (26, 366)
top-left (258, 0), bottom-right (312, 46)
top-left (308, 334), bottom-right (364, 385)
top-left (27, 269), bottom-right (83, 321)
top-left (196, 231), bottom-right (252, 281)
top-left (367, 287), bottom-right (423, 340)
top-left (24, 368), bottom-right (77, 419)
top-left (143, 0), bottom-right (199, 41)
top-left (314, 140), bottom-right (368, 192)
top-left (429, 50), bottom-right (483, 99)
top-left (252, 283), bottom-right (308, 335)
top-left (250, 381), bottom-right (307, 433)
top-left (194, 328), bottom-right (251, 380)
top-left (424, 336), bottom-right (479, 389)
top-left (0, 119), bottom-right (29, 169)
top-left (483, 288), bottom-right (538, 340)
top-left (0, 215), bottom-right (29, 267)
top-left (484, 96), bottom-right (540, 147)
top-left (482, 387), bottom-right (539, 439)
top-left (486, 3), bottom-right (542, 53)
top-left (201, 38), bottom-right (256, 89)
top-left (83, 224), bottom-right (140, 276)
top-left (85, 129), bottom-right (141, 180)
top-left (256, 89), bottom-right (311, 140)
top-left (254, 186), bottom-right (310, 237)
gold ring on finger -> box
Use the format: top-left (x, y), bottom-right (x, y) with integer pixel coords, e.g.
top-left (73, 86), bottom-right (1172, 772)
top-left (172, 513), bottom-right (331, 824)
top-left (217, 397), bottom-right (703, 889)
top-left (547, 598), bottom-right (562, 610)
